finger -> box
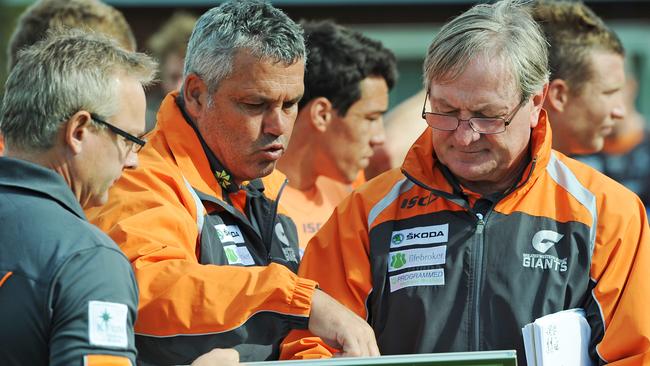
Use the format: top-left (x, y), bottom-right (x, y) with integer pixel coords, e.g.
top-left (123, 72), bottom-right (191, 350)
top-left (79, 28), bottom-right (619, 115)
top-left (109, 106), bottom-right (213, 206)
top-left (367, 337), bottom-right (380, 357)
top-left (220, 348), bottom-right (240, 361)
top-left (340, 336), bottom-right (362, 357)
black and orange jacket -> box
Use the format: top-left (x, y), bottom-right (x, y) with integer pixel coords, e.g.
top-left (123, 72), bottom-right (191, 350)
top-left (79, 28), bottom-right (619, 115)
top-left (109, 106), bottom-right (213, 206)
top-left (87, 93), bottom-right (318, 364)
top-left (281, 111), bottom-right (650, 365)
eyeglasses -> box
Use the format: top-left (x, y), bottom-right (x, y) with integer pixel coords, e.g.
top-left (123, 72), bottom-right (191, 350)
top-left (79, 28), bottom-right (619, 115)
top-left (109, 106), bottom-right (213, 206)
top-left (90, 113), bottom-right (146, 153)
top-left (421, 91), bottom-right (527, 135)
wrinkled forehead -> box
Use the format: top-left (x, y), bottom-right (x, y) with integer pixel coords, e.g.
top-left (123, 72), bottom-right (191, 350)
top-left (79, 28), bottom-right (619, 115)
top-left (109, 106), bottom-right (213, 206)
top-left (428, 53), bottom-right (520, 103)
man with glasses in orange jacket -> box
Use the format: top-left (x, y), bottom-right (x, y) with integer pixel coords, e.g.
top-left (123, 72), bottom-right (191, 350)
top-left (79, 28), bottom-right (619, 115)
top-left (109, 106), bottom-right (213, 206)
top-left (281, 1), bottom-right (650, 365)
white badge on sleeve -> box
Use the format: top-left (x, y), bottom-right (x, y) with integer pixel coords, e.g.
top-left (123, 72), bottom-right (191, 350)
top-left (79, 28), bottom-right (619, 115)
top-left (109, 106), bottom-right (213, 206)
top-left (88, 300), bottom-right (128, 348)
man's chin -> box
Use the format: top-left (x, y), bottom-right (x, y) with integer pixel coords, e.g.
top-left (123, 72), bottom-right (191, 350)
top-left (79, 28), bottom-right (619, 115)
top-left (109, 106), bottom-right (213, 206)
top-left (244, 162), bottom-right (277, 181)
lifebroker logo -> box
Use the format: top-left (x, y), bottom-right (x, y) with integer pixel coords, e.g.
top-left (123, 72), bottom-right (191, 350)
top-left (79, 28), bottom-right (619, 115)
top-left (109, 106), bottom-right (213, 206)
top-left (390, 253), bottom-right (407, 269)
top-left (388, 246), bottom-right (447, 273)
top-left (523, 230), bottom-right (567, 272)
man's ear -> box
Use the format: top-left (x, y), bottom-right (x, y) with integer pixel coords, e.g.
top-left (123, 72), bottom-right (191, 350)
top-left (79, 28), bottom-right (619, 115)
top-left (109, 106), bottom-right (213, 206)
top-left (528, 82), bottom-right (549, 129)
top-left (182, 73), bottom-right (208, 119)
top-left (545, 78), bottom-right (569, 113)
top-left (306, 97), bottom-right (333, 133)
top-left (64, 111), bottom-right (93, 155)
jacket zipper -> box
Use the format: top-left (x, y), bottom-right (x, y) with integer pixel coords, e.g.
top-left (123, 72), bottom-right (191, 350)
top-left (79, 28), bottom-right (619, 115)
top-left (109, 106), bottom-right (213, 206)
top-left (472, 212), bottom-right (486, 350)
top-left (264, 178), bottom-right (289, 260)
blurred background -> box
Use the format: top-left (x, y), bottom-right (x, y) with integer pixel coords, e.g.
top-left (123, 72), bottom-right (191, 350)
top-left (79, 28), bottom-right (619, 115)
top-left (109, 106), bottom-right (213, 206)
top-left (1, 0), bottom-right (649, 121)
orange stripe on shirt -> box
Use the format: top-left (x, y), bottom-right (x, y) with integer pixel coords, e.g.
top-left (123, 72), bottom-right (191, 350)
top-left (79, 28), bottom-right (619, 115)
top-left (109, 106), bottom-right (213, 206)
top-left (83, 354), bottom-right (132, 366)
top-left (0, 272), bottom-right (12, 288)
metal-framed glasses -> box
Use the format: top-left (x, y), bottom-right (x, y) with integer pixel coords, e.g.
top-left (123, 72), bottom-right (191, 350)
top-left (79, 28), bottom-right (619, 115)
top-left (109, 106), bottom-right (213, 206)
top-left (421, 91), bottom-right (527, 135)
top-left (90, 113), bottom-right (146, 153)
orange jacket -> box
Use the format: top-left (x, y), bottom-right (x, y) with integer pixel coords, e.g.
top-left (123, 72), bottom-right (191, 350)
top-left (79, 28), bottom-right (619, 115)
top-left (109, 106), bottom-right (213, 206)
top-left (87, 93), bottom-right (317, 364)
top-left (281, 111), bottom-right (650, 365)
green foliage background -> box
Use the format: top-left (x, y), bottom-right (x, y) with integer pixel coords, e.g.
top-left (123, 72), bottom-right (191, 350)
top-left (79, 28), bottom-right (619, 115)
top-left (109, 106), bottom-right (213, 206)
top-left (0, 4), bottom-right (28, 97)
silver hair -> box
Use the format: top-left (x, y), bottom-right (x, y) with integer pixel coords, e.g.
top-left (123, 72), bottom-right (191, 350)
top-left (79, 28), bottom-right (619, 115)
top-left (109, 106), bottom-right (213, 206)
top-left (423, 0), bottom-right (549, 100)
top-left (183, 0), bottom-right (305, 92)
top-left (1, 29), bottom-right (156, 151)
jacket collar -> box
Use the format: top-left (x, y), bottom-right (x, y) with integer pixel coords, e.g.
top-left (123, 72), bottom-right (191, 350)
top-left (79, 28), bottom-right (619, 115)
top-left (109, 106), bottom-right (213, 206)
top-left (0, 157), bottom-right (86, 219)
top-left (401, 109), bottom-right (553, 196)
top-left (174, 94), bottom-right (242, 194)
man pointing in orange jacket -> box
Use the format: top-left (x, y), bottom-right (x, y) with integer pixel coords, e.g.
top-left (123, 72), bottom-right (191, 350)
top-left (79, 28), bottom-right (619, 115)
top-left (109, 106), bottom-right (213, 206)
top-left (87, 1), bottom-right (378, 364)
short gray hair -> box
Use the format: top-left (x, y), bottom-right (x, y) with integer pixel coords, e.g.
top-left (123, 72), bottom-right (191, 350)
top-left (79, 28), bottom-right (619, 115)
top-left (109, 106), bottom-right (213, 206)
top-left (183, 0), bottom-right (305, 92)
top-left (1, 30), bottom-right (156, 151)
top-left (424, 0), bottom-right (549, 100)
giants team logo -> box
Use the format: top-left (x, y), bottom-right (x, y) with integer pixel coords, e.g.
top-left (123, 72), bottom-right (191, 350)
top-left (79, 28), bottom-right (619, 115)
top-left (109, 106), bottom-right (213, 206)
top-left (522, 230), bottom-right (568, 272)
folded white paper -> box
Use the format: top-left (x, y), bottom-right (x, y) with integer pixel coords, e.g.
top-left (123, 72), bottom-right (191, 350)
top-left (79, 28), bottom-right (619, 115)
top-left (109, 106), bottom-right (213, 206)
top-left (522, 308), bottom-right (593, 366)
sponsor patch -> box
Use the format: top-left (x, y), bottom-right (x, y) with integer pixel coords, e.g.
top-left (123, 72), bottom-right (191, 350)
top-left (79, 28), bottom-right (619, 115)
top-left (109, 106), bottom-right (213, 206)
top-left (523, 230), bottom-right (568, 272)
top-left (223, 245), bottom-right (255, 265)
top-left (388, 246), bottom-right (446, 272)
top-left (214, 224), bottom-right (245, 244)
top-left (390, 224), bottom-right (449, 247)
top-left (389, 268), bottom-right (445, 292)
top-left (88, 301), bottom-right (128, 348)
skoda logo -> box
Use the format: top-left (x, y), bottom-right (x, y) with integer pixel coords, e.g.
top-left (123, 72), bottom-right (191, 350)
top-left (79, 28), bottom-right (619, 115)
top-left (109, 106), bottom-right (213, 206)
top-left (392, 233), bottom-right (404, 245)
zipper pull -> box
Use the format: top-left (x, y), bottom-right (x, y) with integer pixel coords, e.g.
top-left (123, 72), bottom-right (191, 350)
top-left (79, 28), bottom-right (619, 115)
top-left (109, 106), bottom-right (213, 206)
top-left (475, 213), bottom-right (485, 234)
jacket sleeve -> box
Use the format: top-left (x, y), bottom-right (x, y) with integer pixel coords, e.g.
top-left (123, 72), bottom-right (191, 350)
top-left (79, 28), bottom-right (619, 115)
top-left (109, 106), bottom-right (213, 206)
top-left (87, 169), bottom-right (317, 340)
top-left (587, 194), bottom-right (650, 365)
top-left (281, 191), bottom-right (374, 359)
top-left (49, 247), bottom-right (138, 366)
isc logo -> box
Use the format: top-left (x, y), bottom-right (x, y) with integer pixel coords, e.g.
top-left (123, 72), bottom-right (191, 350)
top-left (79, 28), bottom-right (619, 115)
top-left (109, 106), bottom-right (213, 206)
top-left (400, 193), bottom-right (438, 209)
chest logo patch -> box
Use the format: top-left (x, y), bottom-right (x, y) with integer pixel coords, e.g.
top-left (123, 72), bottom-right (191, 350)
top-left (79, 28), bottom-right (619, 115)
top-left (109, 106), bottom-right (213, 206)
top-left (532, 230), bottom-right (564, 253)
top-left (388, 246), bottom-right (447, 272)
top-left (223, 244), bottom-right (255, 266)
top-left (389, 268), bottom-right (445, 292)
top-left (274, 222), bottom-right (290, 246)
top-left (523, 230), bottom-right (568, 272)
top-left (390, 224), bottom-right (449, 248)
top-left (88, 301), bottom-right (128, 348)
top-left (214, 224), bottom-right (245, 244)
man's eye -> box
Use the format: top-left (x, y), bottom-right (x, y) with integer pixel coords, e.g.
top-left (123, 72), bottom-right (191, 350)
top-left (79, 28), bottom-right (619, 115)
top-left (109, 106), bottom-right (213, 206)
top-left (243, 102), bottom-right (264, 110)
top-left (282, 101), bottom-right (297, 110)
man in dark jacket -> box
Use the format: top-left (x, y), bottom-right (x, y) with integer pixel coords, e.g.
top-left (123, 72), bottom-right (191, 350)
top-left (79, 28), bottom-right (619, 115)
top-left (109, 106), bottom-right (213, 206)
top-left (0, 31), bottom-right (155, 366)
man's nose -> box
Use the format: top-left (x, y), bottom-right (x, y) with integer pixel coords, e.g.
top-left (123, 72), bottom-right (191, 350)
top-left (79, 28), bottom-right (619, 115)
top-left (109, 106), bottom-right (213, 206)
top-left (263, 108), bottom-right (288, 137)
top-left (611, 104), bottom-right (626, 121)
top-left (452, 120), bottom-right (481, 146)
top-left (369, 118), bottom-right (386, 148)
top-left (124, 149), bottom-right (139, 170)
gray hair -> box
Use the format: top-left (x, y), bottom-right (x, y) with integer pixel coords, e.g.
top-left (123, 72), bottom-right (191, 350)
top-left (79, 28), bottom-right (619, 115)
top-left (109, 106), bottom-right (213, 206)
top-left (183, 0), bottom-right (305, 92)
top-left (423, 0), bottom-right (549, 100)
top-left (1, 30), bottom-right (156, 151)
